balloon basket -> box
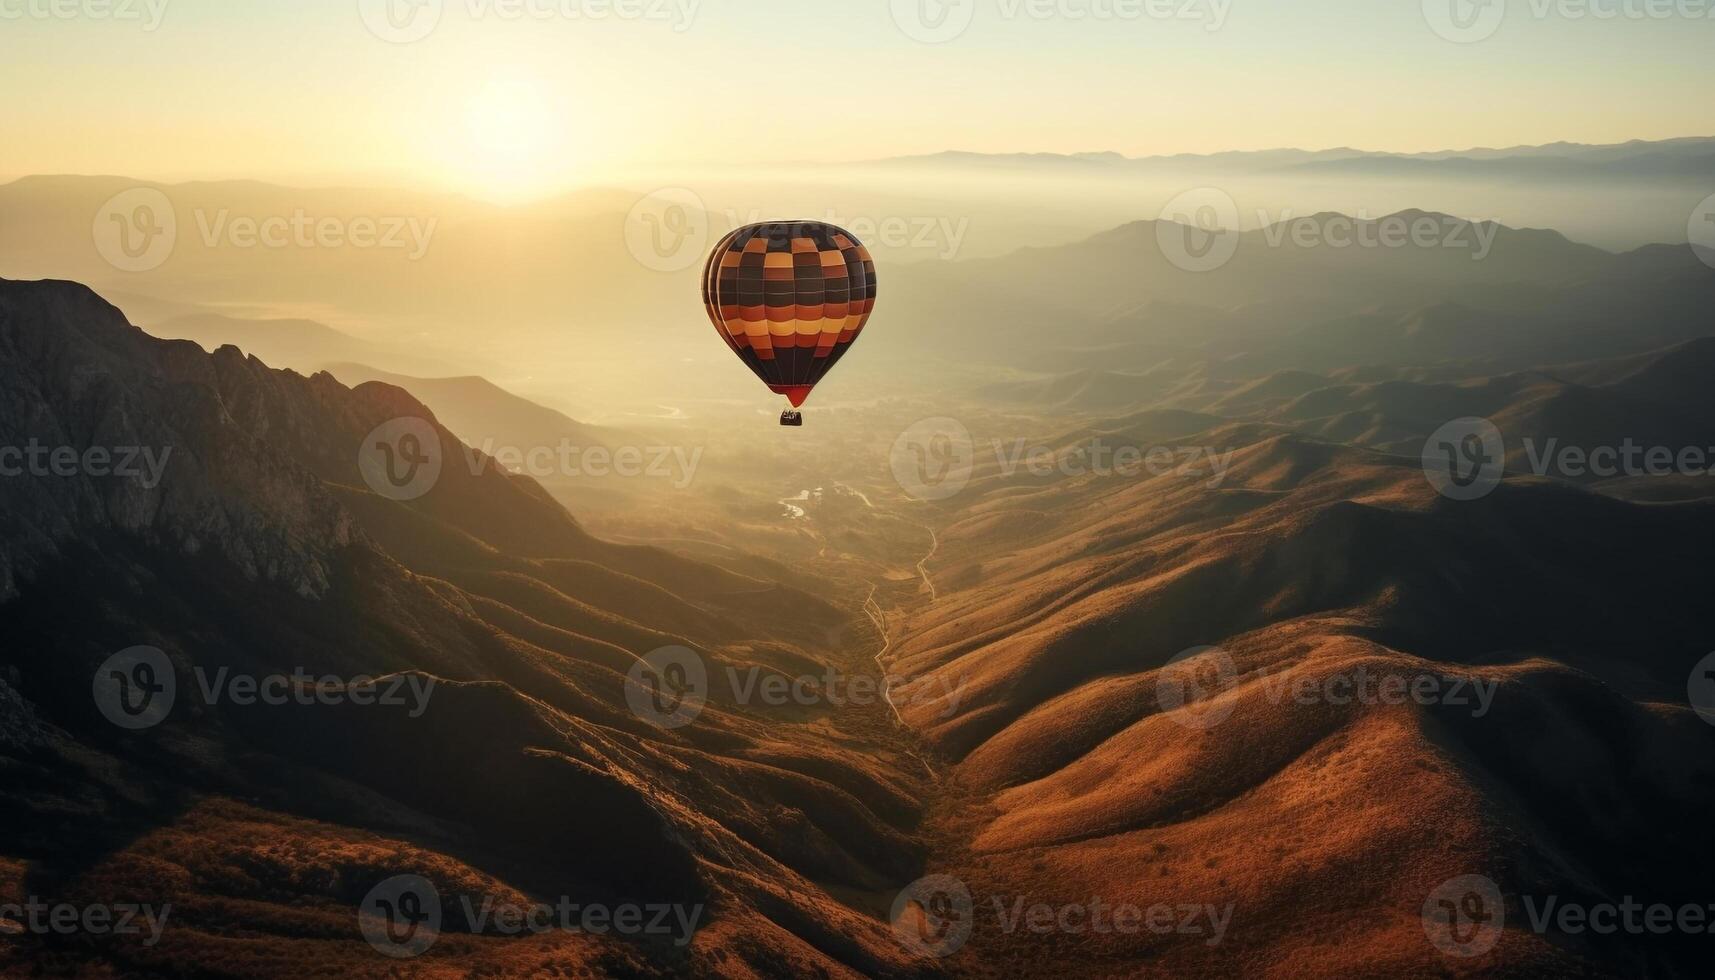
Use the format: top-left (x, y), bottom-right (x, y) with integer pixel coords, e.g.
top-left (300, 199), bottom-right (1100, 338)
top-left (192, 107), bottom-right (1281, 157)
top-left (780, 410), bottom-right (804, 427)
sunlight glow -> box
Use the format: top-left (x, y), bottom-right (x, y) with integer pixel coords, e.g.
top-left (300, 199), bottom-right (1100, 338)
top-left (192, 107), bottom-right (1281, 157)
top-left (442, 76), bottom-right (579, 202)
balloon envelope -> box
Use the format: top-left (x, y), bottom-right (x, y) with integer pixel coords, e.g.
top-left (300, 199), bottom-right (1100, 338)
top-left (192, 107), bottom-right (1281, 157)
top-left (702, 221), bottom-right (876, 409)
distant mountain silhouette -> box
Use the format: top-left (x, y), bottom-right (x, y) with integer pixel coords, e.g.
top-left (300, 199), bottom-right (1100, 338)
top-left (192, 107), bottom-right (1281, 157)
top-left (148, 311), bottom-right (473, 377)
top-left (873, 135), bottom-right (1715, 178)
top-left (891, 211), bottom-right (1715, 375)
top-left (324, 362), bottom-right (618, 455)
top-left (0, 176), bottom-right (685, 357)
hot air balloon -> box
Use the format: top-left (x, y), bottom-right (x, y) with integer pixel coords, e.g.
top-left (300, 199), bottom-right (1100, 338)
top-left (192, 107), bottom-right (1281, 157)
top-left (702, 221), bottom-right (876, 425)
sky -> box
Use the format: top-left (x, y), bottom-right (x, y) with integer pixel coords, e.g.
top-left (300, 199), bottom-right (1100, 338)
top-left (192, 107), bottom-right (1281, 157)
top-left (2, 0), bottom-right (1710, 199)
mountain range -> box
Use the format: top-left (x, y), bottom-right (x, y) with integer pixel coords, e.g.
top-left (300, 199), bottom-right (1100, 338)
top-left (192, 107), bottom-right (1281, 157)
top-left (6, 170), bottom-right (1715, 974)
top-left (873, 136), bottom-right (1715, 180)
top-left (0, 277), bottom-right (936, 977)
top-left (886, 379), bottom-right (1715, 975)
top-left (892, 210), bottom-right (1715, 378)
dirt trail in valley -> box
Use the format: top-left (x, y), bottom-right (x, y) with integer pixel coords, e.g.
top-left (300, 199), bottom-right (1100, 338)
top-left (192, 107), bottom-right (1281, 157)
top-left (810, 482), bottom-right (943, 781)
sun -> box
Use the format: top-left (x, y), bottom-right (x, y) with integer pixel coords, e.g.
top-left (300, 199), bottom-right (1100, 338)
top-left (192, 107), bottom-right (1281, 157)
top-left (443, 76), bottom-right (578, 202)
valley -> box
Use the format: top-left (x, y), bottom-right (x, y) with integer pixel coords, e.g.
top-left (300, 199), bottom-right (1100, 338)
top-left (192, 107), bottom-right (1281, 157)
top-left (7, 0), bottom-right (1713, 967)
top-left (5, 190), bottom-right (1715, 977)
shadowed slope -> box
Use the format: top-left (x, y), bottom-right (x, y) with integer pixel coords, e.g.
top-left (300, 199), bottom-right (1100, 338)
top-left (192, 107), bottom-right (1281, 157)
top-left (0, 278), bottom-right (937, 979)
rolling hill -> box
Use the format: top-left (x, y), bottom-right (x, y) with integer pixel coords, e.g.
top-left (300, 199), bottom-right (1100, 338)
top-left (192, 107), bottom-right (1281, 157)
top-left (882, 406), bottom-right (1715, 976)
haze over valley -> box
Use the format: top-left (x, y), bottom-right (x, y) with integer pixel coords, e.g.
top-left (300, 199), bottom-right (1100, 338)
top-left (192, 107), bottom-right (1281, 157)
top-left (5, 3), bottom-right (1715, 975)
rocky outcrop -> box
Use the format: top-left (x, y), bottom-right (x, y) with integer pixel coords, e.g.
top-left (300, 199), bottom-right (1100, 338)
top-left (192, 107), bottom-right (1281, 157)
top-left (0, 279), bottom-right (364, 599)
